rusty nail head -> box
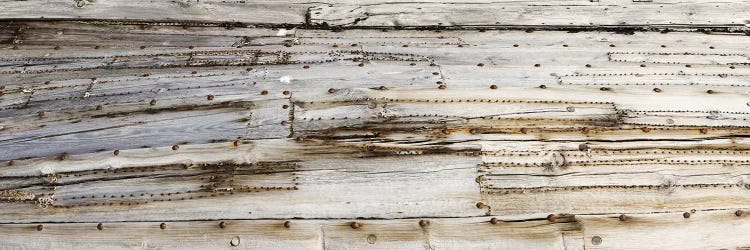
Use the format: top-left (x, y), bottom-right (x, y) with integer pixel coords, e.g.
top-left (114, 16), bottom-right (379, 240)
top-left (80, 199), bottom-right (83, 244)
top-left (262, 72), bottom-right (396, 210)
top-left (160, 223), bottom-right (167, 230)
top-left (640, 64), bottom-right (646, 67)
top-left (149, 99), bottom-right (157, 105)
top-left (490, 85), bottom-right (498, 89)
top-left (476, 202), bottom-right (486, 209)
top-left (618, 214), bottom-right (627, 221)
top-left (419, 220), bottom-right (430, 227)
top-left (7, 160), bottom-right (14, 166)
top-left (284, 221), bottom-right (291, 228)
top-left (432, 72), bottom-right (440, 75)
top-left (477, 63), bottom-right (485, 67)
top-left (600, 87), bottom-right (611, 91)
top-left (172, 145), bottom-right (179, 151)
top-left (585, 64), bottom-right (591, 67)
top-left (358, 63), bottom-right (365, 67)
top-left (539, 85), bottom-right (547, 89)
top-left (140, 46), bottom-right (146, 49)
top-left (37, 225), bottom-right (44, 231)
top-left (113, 150), bottom-right (120, 156)
top-left (534, 64), bottom-right (541, 67)
top-left (581, 127), bottom-right (590, 133)
top-left (38, 111), bottom-right (45, 117)
top-left (219, 221), bottom-right (227, 229)
top-left (350, 222), bottom-right (361, 229)
top-left (261, 90), bottom-right (269, 95)
top-left (520, 127), bottom-right (528, 134)
top-left (96, 105), bottom-right (103, 110)
top-left (547, 214), bottom-right (557, 222)
top-left (303, 65), bottom-right (310, 69)
top-left (513, 44), bottom-right (519, 47)
top-left (410, 63), bottom-right (416, 66)
top-left (59, 153), bottom-right (68, 161)
top-left (736, 210), bottom-right (744, 217)
top-left (641, 127), bottom-right (651, 133)
top-left (233, 140), bottom-right (241, 147)
top-left (282, 104), bottom-right (290, 109)
top-left (609, 44), bottom-right (616, 47)
top-left (283, 91), bottom-right (290, 95)
top-left (683, 212), bottom-right (691, 219)
top-left (490, 218), bottom-right (498, 224)
top-left (438, 85), bottom-right (446, 89)
top-left (699, 128), bottom-right (708, 134)
top-left (653, 88), bottom-right (662, 93)
top-left (328, 88), bottom-right (336, 94)
top-left (685, 64), bottom-right (692, 68)
top-left (707, 90), bottom-right (714, 94)
top-left (97, 223), bottom-right (104, 230)
top-left (207, 95), bottom-right (215, 100)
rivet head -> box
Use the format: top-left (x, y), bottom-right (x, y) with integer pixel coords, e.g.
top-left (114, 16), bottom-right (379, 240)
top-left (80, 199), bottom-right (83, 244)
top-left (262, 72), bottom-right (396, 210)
top-left (219, 221), bottom-right (227, 229)
top-left (653, 88), bottom-right (662, 92)
top-left (350, 222), bottom-right (361, 229)
top-left (160, 223), bottom-right (167, 230)
top-left (489, 217), bottom-right (498, 224)
top-left (547, 214), bottom-right (557, 222)
top-left (419, 220), bottom-right (430, 228)
top-left (149, 99), bottom-right (157, 105)
top-left (207, 95), bottom-right (215, 100)
top-left (736, 210), bottom-right (744, 217)
top-left (328, 88), bottom-right (336, 94)
top-left (490, 85), bottom-right (498, 89)
top-left (113, 150), bottom-right (120, 156)
top-left (683, 212), bottom-right (691, 218)
top-left (36, 225), bottom-right (44, 231)
top-left (591, 236), bottom-right (602, 245)
top-left (171, 145), bottom-right (179, 151)
top-left (283, 221), bottom-right (291, 228)
top-left (97, 223), bottom-right (104, 230)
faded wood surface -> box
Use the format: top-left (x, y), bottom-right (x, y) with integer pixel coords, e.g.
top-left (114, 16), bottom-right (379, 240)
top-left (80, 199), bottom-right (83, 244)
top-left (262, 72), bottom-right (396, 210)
top-left (2, 1), bottom-right (750, 249)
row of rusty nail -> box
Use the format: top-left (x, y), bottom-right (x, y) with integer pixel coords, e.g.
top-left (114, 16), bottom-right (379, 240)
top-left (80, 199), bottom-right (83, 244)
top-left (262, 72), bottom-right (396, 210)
top-left (34, 220), bottom-right (434, 231)
top-left (33, 210), bottom-right (744, 232)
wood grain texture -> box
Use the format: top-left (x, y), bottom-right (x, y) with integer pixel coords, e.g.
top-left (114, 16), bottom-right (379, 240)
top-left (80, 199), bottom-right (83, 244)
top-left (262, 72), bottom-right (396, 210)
top-left (1, 3), bottom-right (750, 247)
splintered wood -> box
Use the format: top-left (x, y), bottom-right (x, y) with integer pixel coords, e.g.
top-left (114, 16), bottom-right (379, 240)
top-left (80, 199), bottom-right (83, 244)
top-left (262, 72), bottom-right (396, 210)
top-left (1, 0), bottom-right (750, 249)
